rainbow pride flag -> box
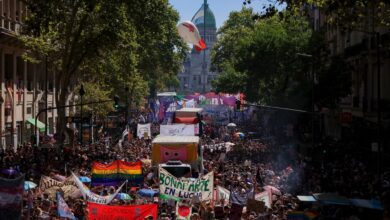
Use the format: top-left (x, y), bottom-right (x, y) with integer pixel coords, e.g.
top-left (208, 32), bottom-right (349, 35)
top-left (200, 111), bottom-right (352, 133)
top-left (92, 161), bottom-right (143, 186)
top-left (287, 211), bottom-right (318, 220)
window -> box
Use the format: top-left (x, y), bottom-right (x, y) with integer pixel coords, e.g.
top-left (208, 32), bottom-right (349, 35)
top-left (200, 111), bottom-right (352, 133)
top-left (27, 107), bottom-right (32, 114)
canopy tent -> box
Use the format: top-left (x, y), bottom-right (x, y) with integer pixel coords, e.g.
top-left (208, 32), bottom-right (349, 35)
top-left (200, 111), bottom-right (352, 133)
top-left (350, 199), bottom-right (383, 210)
top-left (296, 194), bottom-right (383, 210)
top-left (26, 118), bottom-right (46, 132)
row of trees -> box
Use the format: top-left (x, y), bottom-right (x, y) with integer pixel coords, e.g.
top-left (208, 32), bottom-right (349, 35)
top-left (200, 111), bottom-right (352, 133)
top-left (211, 8), bottom-right (351, 111)
top-left (21, 0), bottom-right (186, 136)
top-left (244, 0), bottom-right (390, 29)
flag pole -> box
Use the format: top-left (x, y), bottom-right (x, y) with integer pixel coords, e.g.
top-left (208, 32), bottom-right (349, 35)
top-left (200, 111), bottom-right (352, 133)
top-left (202, 0), bottom-right (207, 92)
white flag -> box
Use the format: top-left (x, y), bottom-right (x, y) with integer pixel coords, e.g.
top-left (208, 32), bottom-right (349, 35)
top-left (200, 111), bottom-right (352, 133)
top-left (71, 172), bottom-right (125, 204)
top-left (137, 123), bottom-right (151, 139)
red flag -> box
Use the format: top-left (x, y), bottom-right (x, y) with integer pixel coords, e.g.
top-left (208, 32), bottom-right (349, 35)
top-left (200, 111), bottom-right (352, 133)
top-left (195, 39), bottom-right (206, 51)
top-left (88, 203), bottom-right (157, 220)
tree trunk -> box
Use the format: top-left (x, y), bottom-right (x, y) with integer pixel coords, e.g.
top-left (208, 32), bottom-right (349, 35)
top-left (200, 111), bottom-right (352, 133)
top-left (55, 80), bottom-right (74, 146)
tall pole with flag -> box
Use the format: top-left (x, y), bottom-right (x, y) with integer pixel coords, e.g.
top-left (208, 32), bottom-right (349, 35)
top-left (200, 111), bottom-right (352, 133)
top-left (202, 0), bottom-right (207, 93)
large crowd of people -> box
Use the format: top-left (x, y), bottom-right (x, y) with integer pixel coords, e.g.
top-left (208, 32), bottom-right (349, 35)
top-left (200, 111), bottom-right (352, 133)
top-left (0, 113), bottom-right (389, 220)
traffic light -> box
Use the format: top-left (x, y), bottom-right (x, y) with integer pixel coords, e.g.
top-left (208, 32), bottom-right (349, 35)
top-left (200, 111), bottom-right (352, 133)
top-left (236, 99), bottom-right (241, 111)
top-left (113, 95), bottom-right (120, 110)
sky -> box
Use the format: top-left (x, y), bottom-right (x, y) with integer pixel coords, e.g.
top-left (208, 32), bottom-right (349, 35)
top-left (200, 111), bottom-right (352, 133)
top-left (169, 0), bottom-right (285, 29)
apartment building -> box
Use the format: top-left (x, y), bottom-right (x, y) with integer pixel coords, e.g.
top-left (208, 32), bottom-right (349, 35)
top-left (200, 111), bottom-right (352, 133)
top-left (0, 0), bottom-right (63, 149)
top-left (309, 6), bottom-right (390, 142)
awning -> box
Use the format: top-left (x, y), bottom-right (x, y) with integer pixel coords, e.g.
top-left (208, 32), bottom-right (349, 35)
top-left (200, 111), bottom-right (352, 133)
top-left (297, 195), bottom-right (317, 202)
top-left (350, 199), bottom-right (383, 210)
top-left (26, 118), bottom-right (46, 132)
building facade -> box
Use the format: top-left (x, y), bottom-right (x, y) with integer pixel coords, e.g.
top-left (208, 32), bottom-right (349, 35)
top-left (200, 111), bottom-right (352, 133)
top-left (177, 1), bottom-right (218, 94)
top-left (0, 1), bottom-right (73, 149)
top-left (309, 6), bottom-right (390, 143)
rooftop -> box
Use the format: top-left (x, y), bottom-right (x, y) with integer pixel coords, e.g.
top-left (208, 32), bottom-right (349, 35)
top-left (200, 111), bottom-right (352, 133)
top-left (152, 135), bottom-right (199, 144)
top-left (191, 2), bottom-right (216, 29)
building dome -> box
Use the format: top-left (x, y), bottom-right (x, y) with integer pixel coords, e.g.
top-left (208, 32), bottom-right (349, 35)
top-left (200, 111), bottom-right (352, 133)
top-left (191, 3), bottom-right (216, 29)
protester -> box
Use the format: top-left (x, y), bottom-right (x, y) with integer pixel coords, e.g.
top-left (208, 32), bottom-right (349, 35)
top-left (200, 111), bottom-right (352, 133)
top-left (0, 109), bottom-right (388, 220)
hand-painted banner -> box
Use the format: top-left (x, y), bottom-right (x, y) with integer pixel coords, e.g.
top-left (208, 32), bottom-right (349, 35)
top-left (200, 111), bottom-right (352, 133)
top-left (203, 143), bottom-right (227, 150)
top-left (0, 175), bottom-right (24, 220)
top-left (185, 92), bottom-right (242, 107)
top-left (215, 186), bottom-right (230, 206)
top-left (159, 168), bottom-right (213, 201)
top-left (39, 176), bottom-right (80, 199)
top-left (255, 190), bottom-right (272, 208)
top-left (91, 160), bottom-right (143, 187)
top-left (72, 172), bottom-right (125, 204)
top-left (160, 124), bottom-right (195, 136)
top-left (88, 203), bottom-right (158, 220)
top-left (137, 123), bottom-right (151, 139)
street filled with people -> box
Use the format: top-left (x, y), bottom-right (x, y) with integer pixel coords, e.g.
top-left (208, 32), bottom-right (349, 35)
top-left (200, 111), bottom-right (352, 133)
top-left (0, 108), bottom-right (389, 220)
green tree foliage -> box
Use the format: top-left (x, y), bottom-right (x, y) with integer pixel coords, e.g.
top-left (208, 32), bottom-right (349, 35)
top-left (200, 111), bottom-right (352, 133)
top-left (243, 0), bottom-right (390, 29)
top-left (212, 9), bottom-right (351, 109)
top-left (73, 83), bottom-right (114, 119)
top-left (22, 0), bottom-right (185, 136)
top-left (212, 10), bottom-right (312, 107)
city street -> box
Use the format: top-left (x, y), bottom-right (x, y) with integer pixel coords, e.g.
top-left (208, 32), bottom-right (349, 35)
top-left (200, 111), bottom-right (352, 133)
top-left (0, 0), bottom-right (389, 219)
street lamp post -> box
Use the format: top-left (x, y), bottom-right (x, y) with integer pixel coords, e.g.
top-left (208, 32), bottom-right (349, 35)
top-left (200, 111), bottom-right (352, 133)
top-left (0, 96), bottom-right (3, 148)
top-left (45, 55), bottom-right (48, 135)
top-left (375, 32), bottom-right (382, 180)
top-left (79, 84), bottom-right (85, 145)
top-left (125, 87), bottom-right (129, 126)
top-left (296, 53), bottom-right (315, 152)
top-left (202, 0), bottom-right (207, 93)
top-left (34, 99), bottom-right (115, 147)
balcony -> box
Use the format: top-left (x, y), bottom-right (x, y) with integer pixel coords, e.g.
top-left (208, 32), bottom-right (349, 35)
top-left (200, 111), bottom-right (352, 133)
top-left (0, 16), bottom-right (24, 47)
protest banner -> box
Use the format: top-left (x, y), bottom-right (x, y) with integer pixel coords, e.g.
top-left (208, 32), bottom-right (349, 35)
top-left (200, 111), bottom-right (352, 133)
top-left (215, 186), bottom-right (230, 206)
top-left (137, 123), bottom-right (151, 139)
top-left (72, 172), bottom-right (125, 204)
top-left (56, 192), bottom-right (76, 220)
top-left (159, 168), bottom-right (213, 201)
top-left (0, 175), bottom-right (24, 220)
top-left (203, 142), bottom-right (228, 150)
top-left (255, 190), bottom-right (272, 208)
top-left (160, 124), bottom-right (195, 136)
top-left (88, 203), bottom-right (158, 220)
top-left (39, 176), bottom-right (79, 199)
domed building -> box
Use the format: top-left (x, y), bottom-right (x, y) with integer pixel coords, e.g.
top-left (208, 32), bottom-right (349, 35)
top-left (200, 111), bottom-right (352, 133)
top-left (177, 1), bottom-right (218, 93)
